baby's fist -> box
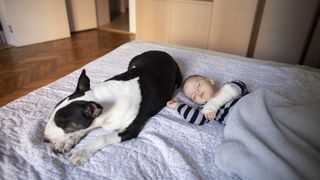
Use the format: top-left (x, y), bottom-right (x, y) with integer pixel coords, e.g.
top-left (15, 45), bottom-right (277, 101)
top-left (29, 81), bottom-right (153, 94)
top-left (167, 98), bottom-right (180, 109)
top-left (204, 112), bottom-right (216, 120)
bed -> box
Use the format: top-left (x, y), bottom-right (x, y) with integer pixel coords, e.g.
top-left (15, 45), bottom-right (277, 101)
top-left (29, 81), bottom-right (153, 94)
top-left (0, 41), bottom-right (319, 180)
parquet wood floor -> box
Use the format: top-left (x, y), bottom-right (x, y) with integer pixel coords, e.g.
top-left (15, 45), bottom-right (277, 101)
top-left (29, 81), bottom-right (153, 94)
top-left (0, 29), bottom-right (134, 107)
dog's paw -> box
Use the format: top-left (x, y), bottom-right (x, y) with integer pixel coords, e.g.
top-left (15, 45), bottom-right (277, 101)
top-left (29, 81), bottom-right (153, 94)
top-left (52, 135), bottom-right (81, 154)
top-left (69, 148), bottom-right (93, 165)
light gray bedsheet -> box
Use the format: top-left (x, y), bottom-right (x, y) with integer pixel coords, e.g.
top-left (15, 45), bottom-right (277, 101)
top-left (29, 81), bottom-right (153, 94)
top-left (0, 41), bottom-right (319, 180)
top-left (215, 89), bottom-right (320, 180)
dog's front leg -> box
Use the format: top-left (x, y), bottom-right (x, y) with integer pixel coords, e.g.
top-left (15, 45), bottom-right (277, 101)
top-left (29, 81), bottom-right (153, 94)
top-left (52, 127), bottom-right (97, 154)
top-left (69, 132), bottom-right (121, 165)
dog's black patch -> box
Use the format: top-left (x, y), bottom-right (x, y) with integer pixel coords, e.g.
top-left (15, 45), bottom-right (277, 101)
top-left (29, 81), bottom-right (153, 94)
top-left (54, 100), bottom-right (103, 133)
top-left (112, 51), bottom-right (182, 141)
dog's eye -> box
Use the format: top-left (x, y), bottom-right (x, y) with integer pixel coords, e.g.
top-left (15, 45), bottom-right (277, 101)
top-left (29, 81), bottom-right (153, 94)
top-left (84, 108), bottom-right (93, 118)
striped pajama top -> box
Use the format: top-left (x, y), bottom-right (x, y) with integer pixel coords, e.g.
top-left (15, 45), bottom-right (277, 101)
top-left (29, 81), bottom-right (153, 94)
top-left (176, 80), bottom-right (248, 125)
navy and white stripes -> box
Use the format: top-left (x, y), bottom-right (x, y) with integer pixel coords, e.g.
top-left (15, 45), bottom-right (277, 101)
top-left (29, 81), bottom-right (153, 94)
top-left (177, 104), bottom-right (209, 125)
top-left (176, 80), bottom-right (248, 125)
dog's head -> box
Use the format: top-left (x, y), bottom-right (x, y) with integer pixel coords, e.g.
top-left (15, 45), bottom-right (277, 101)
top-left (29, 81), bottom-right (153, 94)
top-left (44, 70), bottom-right (103, 142)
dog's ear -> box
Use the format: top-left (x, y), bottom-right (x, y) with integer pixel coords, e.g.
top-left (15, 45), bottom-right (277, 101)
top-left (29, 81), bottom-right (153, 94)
top-left (85, 102), bottom-right (103, 118)
top-left (76, 69), bottom-right (90, 93)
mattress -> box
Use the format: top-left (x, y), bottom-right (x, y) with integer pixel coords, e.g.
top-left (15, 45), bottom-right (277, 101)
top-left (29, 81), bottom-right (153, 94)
top-left (0, 41), bottom-right (319, 180)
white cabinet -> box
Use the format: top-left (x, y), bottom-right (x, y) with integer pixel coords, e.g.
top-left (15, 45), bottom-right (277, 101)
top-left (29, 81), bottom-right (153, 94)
top-left (208, 0), bottom-right (258, 56)
top-left (136, 0), bottom-right (320, 66)
top-left (170, 0), bottom-right (212, 49)
top-left (0, 0), bottom-right (70, 47)
top-left (136, 0), bottom-right (255, 53)
top-left (136, 0), bottom-right (212, 49)
top-left (136, 0), bottom-right (171, 43)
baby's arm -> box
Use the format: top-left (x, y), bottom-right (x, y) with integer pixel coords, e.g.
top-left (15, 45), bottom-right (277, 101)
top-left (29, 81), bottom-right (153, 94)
top-left (176, 104), bottom-right (209, 125)
top-left (202, 81), bottom-right (247, 114)
top-left (167, 98), bottom-right (180, 109)
top-left (167, 99), bottom-right (210, 124)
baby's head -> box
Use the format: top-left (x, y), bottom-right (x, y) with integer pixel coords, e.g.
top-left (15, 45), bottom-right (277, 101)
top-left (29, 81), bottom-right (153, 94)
top-left (182, 75), bottom-right (216, 104)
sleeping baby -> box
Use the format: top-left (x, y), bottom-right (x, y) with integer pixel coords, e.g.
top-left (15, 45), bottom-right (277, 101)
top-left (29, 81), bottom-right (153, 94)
top-left (167, 75), bottom-right (248, 125)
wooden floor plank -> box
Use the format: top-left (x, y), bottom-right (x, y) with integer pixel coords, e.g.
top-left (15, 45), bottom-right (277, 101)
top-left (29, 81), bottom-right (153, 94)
top-left (0, 29), bottom-right (134, 107)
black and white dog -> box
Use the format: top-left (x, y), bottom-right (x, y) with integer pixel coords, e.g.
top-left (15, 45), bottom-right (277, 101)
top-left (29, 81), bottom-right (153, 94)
top-left (44, 51), bottom-right (182, 165)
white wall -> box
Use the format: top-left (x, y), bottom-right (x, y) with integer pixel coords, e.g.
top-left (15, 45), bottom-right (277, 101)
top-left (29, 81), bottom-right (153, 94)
top-left (96, 0), bottom-right (110, 26)
top-left (0, 0), bottom-right (13, 45)
top-left (0, 0), bottom-right (70, 47)
top-left (120, 0), bottom-right (129, 13)
top-left (66, 0), bottom-right (97, 32)
top-left (129, 0), bottom-right (136, 33)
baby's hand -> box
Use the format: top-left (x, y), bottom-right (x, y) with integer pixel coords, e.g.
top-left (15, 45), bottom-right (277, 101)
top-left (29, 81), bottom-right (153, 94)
top-left (202, 100), bottom-right (219, 120)
top-left (204, 112), bottom-right (216, 120)
top-left (202, 102), bottom-right (220, 114)
top-left (167, 98), bottom-right (180, 109)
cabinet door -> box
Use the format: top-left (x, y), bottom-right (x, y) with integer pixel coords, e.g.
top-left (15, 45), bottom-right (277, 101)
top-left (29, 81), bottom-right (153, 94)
top-left (208, 0), bottom-right (258, 56)
top-left (253, 0), bottom-right (318, 64)
top-left (136, 0), bottom-right (171, 43)
top-left (170, 1), bottom-right (212, 49)
top-left (303, 17), bottom-right (320, 68)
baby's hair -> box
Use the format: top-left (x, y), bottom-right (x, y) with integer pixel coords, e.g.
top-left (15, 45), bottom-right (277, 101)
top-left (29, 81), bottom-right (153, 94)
top-left (181, 74), bottom-right (204, 93)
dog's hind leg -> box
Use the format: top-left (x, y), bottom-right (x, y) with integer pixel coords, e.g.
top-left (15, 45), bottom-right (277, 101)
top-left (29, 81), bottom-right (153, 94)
top-left (69, 132), bottom-right (122, 165)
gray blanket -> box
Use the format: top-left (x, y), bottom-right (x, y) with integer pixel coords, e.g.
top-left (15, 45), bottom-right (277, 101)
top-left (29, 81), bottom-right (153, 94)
top-left (0, 41), bottom-right (319, 179)
top-left (215, 89), bottom-right (320, 180)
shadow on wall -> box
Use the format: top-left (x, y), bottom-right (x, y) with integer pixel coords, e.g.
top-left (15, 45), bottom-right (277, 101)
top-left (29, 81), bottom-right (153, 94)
top-left (0, 21), bottom-right (7, 46)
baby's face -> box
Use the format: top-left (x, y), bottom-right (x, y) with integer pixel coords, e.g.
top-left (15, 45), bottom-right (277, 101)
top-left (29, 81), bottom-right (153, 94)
top-left (183, 76), bottom-right (215, 104)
